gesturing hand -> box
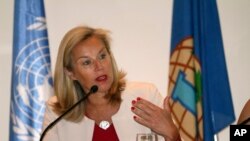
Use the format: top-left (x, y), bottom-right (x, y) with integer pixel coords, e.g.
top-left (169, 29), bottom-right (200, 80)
top-left (131, 96), bottom-right (180, 141)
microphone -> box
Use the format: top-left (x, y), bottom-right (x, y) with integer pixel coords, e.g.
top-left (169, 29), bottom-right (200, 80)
top-left (39, 85), bottom-right (98, 141)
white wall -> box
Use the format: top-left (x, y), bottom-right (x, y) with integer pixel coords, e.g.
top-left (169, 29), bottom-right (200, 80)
top-left (1, 0), bottom-right (249, 141)
top-left (0, 0), bottom-right (13, 141)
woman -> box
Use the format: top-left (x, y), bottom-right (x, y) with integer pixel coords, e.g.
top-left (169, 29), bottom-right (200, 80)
top-left (42, 26), bottom-right (180, 141)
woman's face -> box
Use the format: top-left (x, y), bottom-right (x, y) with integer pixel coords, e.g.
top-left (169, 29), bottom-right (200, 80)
top-left (66, 36), bottom-right (114, 93)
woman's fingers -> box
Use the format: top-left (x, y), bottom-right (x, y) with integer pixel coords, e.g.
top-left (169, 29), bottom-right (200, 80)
top-left (132, 98), bottom-right (158, 115)
top-left (131, 96), bottom-right (180, 140)
top-left (164, 96), bottom-right (171, 113)
top-left (131, 97), bottom-right (167, 129)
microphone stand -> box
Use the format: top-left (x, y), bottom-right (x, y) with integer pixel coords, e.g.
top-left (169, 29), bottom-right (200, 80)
top-left (39, 85), bottom-right (98, 141)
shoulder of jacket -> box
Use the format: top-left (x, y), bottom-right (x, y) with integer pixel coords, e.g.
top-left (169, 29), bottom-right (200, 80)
top-left (45, 96), bottom-right (59, 118)
top-left (126, 81), bottom-right (157, 89)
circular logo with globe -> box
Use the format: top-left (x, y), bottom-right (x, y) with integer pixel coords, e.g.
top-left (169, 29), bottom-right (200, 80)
top-left (11, 17), bottom-right (53, 140)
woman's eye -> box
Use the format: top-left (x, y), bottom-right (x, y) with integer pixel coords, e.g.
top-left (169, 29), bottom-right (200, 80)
top-left (83, 60), bottom-right (92, 66)
top-left (99, 53), bottom-right (106, 60)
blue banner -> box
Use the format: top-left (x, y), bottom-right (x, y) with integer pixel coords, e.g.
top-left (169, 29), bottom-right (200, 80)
top-left (9, 0), bottom-right (53, 141)
top-left (168, 0), bottom-right (235, 141)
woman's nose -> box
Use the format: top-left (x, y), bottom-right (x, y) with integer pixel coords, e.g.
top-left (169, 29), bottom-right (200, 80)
top-left (94, 59), bottom-right (103, 70)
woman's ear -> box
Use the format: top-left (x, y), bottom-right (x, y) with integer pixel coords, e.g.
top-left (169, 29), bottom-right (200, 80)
top-left (64, 68), bottom-right (77, 80)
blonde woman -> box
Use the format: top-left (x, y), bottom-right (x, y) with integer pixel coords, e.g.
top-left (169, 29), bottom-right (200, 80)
top-left (42, 26), bottom-right (181, 141)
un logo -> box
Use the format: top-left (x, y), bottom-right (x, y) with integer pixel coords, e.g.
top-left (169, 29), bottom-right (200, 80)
top-left (11, 17), bottom-right (53, 140)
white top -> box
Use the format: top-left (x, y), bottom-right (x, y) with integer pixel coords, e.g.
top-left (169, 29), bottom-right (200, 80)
top-left (42, 82), bottom-right (165, 141)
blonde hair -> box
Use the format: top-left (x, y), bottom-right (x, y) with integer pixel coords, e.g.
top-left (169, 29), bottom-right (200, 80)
top-left (53, 26), bottom-right (126, 121)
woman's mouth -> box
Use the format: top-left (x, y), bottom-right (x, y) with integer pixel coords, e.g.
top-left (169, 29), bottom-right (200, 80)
top-left (96, 75), bottom-right (107, 82)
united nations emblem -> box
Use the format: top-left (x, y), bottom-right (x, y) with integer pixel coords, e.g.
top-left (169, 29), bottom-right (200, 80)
top-left (10, 17), bottom-right (53, 141)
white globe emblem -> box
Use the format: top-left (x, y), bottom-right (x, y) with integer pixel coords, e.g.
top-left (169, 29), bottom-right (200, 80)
top-left (13, 37), bottom-right (53, 132)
